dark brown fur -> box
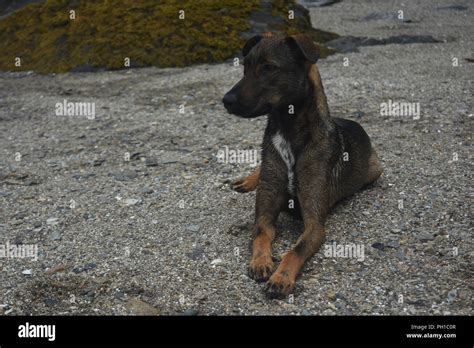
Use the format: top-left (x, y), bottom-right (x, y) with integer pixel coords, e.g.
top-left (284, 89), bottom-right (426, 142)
top-left (223, 33), bottom-right (382, 298)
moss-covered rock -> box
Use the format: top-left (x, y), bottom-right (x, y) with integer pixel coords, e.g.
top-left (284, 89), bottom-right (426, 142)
top-left (0, 0), bottom-right (338, 73)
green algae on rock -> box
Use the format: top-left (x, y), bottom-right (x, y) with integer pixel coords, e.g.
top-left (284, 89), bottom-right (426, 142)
top-left (0, 0), bottom-right (338, 73)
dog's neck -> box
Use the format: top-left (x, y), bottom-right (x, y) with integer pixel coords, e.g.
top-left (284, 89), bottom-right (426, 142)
top-left (268, 63), bottom-right (334, 141)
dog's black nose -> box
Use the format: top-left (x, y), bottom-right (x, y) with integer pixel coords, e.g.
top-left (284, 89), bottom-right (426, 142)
top-left (223, 93), bottom-right (237, 109)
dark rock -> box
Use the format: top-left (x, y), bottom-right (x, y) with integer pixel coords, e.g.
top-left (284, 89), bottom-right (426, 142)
top-left (44, 298), bottom-right (58, 307)
top-left (186, 246), bottom-right (205, 260)
top-left (326, 35), bottom-right (442, 53)
top-left (73, 262), bottom-right (97, 273)
top-left (371, 242), bottom-right (386, 250)
top-left (111, 171), bottom-right (138, 181)
top-left (386, 240), bottom-right (400, 249)
top-left (145, 157), bottom-right (159, 167)
top-left (297, 0), bottom-right (341, 8)
top-left (437, 5), bottom-right (468, 11)
top-left (417, 232), bottom-right (435, 242)
top-left (141, 187), bottom-right (154, 194)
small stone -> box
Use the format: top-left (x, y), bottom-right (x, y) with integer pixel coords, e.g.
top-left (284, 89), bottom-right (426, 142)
top-left (125, 298), bottom-right (160, 315)
top-left (211, 258), bottom-right (223, 266)
top-left (114, 291), bottom-right (127, 301)
top-left (186, 224), bottom-right (200, 232)
top-left (112, 171), bottom-right (138, 182)
top-left (371, 242), bottom-right (386, 250)
top-left (186, 246), bottom-right (205, 260)
top-left (145, 158), bottom-right (159, 167)
top-left (22, 269), bottom-right (32, 275)
top-left (183, 308), bottom-right (199, 316)
top-left (387, 240), bottom-right (400, 249)
top-left (46, 217), bottom-right (59, 226)
top-left (417, 232), bottom-right (434, 242)
top-left (51, 230), bottom-right (61, 241)
top-left (447, 289), bottom-right (457, 303)
top-left (44, 298), bottom-right (58, 307)
top-left (124, 198), bottom-right (141, 206)
top-left (141, 187), bottom-right (154, 194)
top-left (327, 290), bottom-right (336, 301)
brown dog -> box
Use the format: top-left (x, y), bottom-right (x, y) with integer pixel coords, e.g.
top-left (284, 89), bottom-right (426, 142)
top-left (223, 33), bottom-right (382, 298)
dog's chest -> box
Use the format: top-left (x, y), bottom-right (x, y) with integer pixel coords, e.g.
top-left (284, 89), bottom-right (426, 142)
top-left (271, 132), bottom-right (295, 194)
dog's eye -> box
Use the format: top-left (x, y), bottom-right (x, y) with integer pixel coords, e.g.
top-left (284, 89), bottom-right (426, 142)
top-left (262, 64), bottom-right (277, 72)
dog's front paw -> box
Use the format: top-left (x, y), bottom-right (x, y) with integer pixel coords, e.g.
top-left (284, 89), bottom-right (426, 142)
top-left (248, 257), bottom-right (274, 282)
top-left (232, 177), bottom-right (257, 193)
top-left (264, 272), bottom-right (295, 299)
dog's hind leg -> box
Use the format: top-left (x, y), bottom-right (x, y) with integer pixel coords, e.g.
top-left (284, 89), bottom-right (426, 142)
top-left (366, 148), bottom-right (383, 184)
top-left (232, 167), bottom-right (261, 193)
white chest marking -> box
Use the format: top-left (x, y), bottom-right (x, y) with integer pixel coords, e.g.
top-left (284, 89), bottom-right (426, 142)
top-left (272, 132), bottom-right (295, 194)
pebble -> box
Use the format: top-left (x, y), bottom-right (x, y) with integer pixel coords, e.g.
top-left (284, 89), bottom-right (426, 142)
top-left (112, 171), bottom-right (138, 181)
top-left (371, 242), bottom-right (386, 250)
top-left (186, 224), bottom-right (200, 232)
top-left (211, 258), bottom-right (223, 266)
top-left (145, 158), bottom-right (159, 167)
top-left (22, 269), bottom-right (32, 275)
top-left (46, 217), bottom-right (59, 226)
top-left (182, 308), bottom-right (199, 316)
top-left (387, 240), bottom-right (400, 249)
top-left (51, 230), bottom-right (61, 241)
top-left (141, 187), bottom-right (154, 194)
top-left (417, 232), bottom-right (435, 242)
top-left (447, 289), bottom-right (457, 303)
top-left (124, 198), bottom-right (141, 206)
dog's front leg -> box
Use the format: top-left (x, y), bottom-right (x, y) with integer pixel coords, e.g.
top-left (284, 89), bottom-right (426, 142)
top-left (265, 170), bottom-right (329, 298)
top-left (248, 182), bottom-right (287, 282)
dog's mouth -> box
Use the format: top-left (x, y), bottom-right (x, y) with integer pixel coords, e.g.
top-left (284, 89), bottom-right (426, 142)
top-left (224, 100), bottom-right (271, 118)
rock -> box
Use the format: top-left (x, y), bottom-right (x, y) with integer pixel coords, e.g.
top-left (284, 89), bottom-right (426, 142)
top-left (141, 187), bottom-right (154, 194)
top-left (124, 198), bottom-right (141, 206)
top-left (297, 0), bottom-right (341, 8)
top-left (22, 269), bottom-right (32, 275)
top-left (417, 232), bottom-right (435, 242)
top-left (186, 224), bottom-right (200, 232)
top-left (371, 242), bottom-right (386, 250)
top-left (326, 35), bottom-right (441, 53)
top-left (447, 289), bottom-right (457, 303)
top-left (437, 5), bottom-right (468, 11)
top-left (46, 217), bottom-right (59, 226)
top-left (125, 298), bottom-right (160, 315)
top-left (73, 262), bottom-right (97, 273)
top-left (211, 258), bottom-right (223, 266)
top-left (145, 157), bottom-right (159, 167)
top-left (186, 246), bottom-right (205, 260)
top-left (326, 290), bottom-right (336, 301)
top-left (182, 308), bottom-right (199, 316)
top-left (387, 240), bottom-right (400, 249)
top-left (50, 230), bottom-right (61, 241)
top-left (111, 171), bottom-right (138, 182)
top-left (44, 298), bottom-right (58, 307)
top-left (362, 12), bottom-right (412, 23)
top-left (114, 291), bottom-right (127, 301)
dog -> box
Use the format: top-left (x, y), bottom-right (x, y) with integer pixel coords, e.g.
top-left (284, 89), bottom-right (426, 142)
top-left (222, 33), bottom-right (383, 298)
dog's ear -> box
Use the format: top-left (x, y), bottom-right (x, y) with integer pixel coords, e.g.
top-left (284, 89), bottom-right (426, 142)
top-left (286, 34), bottom-right (320, 63)
top-left (242, 35), bottom-right (263, 57)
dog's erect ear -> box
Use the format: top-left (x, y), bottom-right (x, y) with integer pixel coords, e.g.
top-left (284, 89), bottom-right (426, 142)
top-left (242, 35), bottom-right (263, 57)
top-left (286, 34), bottom-right (320, 63)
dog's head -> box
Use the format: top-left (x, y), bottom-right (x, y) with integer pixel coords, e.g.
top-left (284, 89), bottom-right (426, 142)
top-left (222, 33), bottom-right (320, 118)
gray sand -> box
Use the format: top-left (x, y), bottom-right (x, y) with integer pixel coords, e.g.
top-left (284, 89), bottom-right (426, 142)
top-left (0, 0), bottom-right (472, 315)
